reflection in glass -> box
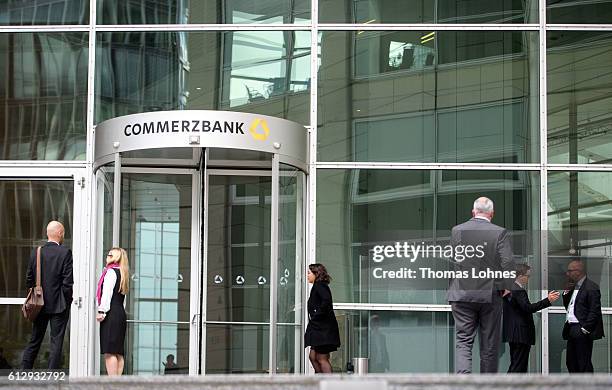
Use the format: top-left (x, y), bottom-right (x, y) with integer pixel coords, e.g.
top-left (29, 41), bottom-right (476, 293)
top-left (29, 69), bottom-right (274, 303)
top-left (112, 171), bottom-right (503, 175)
top-left (207, 175), bottom-right (272, 323)
top-left (549, 314), bottom-right (611, 373)
top-left (276, 166), bottom-right (304, 373)
top-left (119, 174), bottom-right (192, 324)
top-left (97, 0), bottom-right (310, 24)
top-left (321, 0), bottom-right (537, 23)
top-left (318, 31), bottom-right (539, 163)
top-left (95, 167), bottom-right (114, 262)
top-left (0, 33), bottom-right (88, 160)
top-left (0, 180), bottom-right (73, 298)
top-left (277, 324), bottom-right (300, 373)
top-left (547, 0), bottom-right (612, 24)
top-left (548, 171), bottom-right (612, 306)
top-left (317, 170), bottom-right (539, 304)
top-left (334, 309), bottom-right (541, 373)
top-left (334, 310), bottom-right (453, 373)
top-left (206, 324), bottom-right (269, 374)
top-left (95, 31), bottom-right (310, 125)
top-left (0, 305), bottom-right (69, 370)
top-left (0, 0), bottom-right (88, 25)
top-left (547, 32), bottom-right (612, 164)
top-left (277, 166), bottom-right (304, 325)
top-left (121, 322), bottom-right (190, 375)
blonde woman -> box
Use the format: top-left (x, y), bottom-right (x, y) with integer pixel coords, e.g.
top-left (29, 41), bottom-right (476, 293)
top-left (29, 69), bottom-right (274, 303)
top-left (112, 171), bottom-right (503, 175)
top-left (96, 247), bottom-right (129, 375)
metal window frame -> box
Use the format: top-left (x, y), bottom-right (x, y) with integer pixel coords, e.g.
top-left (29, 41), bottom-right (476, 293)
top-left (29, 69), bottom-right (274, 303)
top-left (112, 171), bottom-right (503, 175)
top-left (1, 0), bottom-right (612, 377)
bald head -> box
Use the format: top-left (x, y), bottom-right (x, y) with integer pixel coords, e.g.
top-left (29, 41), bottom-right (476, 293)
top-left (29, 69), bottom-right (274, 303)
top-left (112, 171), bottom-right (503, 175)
top-left (47, 221), bottom-right (65, 243)
top-left (472, 197), bottom-right (494, 220)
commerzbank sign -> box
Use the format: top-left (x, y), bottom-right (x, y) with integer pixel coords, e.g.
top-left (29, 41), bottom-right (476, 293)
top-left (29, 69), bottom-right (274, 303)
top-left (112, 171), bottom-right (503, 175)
top-left (94, 110), bottom-right (307, 169)
top-left (122, 117), bottom-right (271, 141)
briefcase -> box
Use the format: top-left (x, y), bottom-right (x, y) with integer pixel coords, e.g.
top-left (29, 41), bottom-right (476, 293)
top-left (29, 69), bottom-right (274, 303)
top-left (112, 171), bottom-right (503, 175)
top-left (22, 247), bottom-right (44, 321)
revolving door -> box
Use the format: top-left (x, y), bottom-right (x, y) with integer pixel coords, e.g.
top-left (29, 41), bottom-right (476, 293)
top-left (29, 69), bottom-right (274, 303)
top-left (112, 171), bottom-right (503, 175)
top-left (93, 111), bottom-right (308, 375)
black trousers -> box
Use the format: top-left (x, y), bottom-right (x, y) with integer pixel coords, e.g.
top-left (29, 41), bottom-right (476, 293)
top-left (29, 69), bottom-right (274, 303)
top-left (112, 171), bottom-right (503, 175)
top-left (21, 308), bottom-right (69, 369)
top-left (507, 342), bottom-right (531, 373)
top-left (566, 324), bottom-right (594, 373)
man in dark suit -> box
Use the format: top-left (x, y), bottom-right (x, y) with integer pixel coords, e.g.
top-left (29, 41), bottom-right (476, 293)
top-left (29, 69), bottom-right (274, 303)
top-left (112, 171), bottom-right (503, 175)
top-left (562, 259), bottom-right (604, 373)
top-left (21, 221), bottom-right (73, 369)
top-left (503, 264), bottom-right (559, 372)
top-left (448, 197), bottom-right (516, 373)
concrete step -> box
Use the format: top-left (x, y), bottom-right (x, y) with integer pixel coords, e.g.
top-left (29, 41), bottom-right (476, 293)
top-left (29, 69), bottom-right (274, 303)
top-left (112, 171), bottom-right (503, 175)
top-left (2, 374), bottom-right (612, 390)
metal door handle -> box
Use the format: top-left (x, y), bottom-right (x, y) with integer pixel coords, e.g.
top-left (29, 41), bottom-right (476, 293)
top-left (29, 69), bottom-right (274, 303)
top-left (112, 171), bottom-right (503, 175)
top-left (191, 313), bottom-right (200, 325)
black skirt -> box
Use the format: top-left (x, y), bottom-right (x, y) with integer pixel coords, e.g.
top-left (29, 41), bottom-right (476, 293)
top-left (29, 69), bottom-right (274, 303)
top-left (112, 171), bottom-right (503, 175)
top-left (100, 305), bottom-right (126, 355)
top-left (312, 344), bottom-right (338, 354)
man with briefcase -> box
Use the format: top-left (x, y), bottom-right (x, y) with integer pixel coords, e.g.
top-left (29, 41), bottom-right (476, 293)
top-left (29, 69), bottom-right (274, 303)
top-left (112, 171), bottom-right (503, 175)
top-left (21, 221), bottom-right (73, 369)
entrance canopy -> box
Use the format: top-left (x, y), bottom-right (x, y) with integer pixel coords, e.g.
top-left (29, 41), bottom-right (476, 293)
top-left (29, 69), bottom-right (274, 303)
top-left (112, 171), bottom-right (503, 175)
top-left (94, 110), bottom-right (309, 171)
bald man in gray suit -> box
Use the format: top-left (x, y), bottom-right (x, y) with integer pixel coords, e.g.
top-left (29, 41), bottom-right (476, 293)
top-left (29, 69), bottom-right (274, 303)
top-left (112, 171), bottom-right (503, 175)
top-left (448, 197), bottom-right (516, 373)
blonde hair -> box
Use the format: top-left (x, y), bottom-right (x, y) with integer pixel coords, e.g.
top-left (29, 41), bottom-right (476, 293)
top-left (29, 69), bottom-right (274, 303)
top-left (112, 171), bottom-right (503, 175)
top-left (109, 247), bottom-right (130, 295)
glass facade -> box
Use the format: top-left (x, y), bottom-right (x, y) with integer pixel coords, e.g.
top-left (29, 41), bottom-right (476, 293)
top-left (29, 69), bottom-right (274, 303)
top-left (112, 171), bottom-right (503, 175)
top-left (0, 0), bottom-right (611, 377)
top-left (0, 32), bottom-right (88, 160)
top-left (318, 31), bottom-right (539, 163)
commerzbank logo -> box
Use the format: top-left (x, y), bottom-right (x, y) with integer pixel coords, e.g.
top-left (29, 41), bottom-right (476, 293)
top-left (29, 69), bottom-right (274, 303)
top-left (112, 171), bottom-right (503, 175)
top-left (249, 118), bottom-right (270, 141)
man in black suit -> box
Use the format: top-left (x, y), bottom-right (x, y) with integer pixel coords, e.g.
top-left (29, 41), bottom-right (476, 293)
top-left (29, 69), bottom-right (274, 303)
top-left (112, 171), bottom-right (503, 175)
top-left (503, 264), bottom-right (559, 372)
top-left (448, 197), bottom-right (516, 373)
top-left (21, 221), bottom-right (73, 369)
top-left (562, 259), bottom-right (604, 373)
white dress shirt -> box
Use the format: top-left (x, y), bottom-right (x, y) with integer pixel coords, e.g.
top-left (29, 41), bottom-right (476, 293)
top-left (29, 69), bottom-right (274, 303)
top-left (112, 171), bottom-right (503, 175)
top-left (98, 269), bottom-right (117, 314)
top-left (566, 276), bottom-right (586, 324)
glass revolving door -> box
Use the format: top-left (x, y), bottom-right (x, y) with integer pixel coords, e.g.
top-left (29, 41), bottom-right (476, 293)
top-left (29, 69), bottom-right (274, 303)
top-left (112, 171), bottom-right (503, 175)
top-left (94, 148), bottom-right (306, 375)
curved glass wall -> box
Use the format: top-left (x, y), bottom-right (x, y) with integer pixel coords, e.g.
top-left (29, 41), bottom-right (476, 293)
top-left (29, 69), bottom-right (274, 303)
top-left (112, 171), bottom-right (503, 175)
top-left (317, 31), bottom-right (539, 163)
top-left (95, 151), bottom-right (306, 375)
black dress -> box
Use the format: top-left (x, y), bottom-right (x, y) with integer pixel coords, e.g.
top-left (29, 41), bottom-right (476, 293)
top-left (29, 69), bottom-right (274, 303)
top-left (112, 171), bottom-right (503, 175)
top-left (304, 281), bottom-right (341, 354)
top-left (100, 268), bottom-right (127, 355)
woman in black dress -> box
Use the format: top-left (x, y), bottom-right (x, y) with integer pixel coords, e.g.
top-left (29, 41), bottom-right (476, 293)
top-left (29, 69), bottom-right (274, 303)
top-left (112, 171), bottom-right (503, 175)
top-left (96, 247), bottom-right (129, 375)
top-left (304, 263), bottom-right (340, 373)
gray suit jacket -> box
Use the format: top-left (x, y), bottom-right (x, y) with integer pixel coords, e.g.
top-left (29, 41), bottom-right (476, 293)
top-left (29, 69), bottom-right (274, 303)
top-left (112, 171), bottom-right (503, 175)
top-left (447, 218), bottom-right (515, 303)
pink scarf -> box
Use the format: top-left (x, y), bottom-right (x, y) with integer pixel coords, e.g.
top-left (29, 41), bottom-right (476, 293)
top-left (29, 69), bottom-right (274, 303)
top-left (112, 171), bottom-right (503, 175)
top-left (96, 263), bottom-right (120, 305)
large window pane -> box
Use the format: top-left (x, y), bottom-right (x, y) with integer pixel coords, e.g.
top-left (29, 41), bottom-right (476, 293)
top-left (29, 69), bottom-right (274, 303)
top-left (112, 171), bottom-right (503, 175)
top-left (317, 169), bottom-right (539, 304)
top-left (97, 0), bottom-right (310, 24)
top-left (321, 0), bottom-right (538, 23)
top-left (205, 324), bottom-right (269, 374)
top-left (334, 309), bottom-right (541, 373)
top-left (548, 171), bottom-right (612, 307)
top-left (318, 31), bottom-right (539, 163)
top-left (0, 1), bottom-right (88, 25)
top-left (0, 33), bottom-right (88, 160)
top-left (334, 310), bottom-right (453, 373)
top-left (0, 180), bottom-right (74, 298)
top-left (119, 174), bottom-right (192, 323)
top-left (547, 0), bottom-right (612, 24)
top-left (95, 31), bottom-right (310, 125)
top-left (0, 304), bottom-right (69, 370)
top-left (120, 322), bottom-right (189, 375)
top-left (547, 32), bottom-right (612, 164)
top-left (207, 175), bottom-right (271, 323)
top-left (549, 314), bottom-right (611, 373)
